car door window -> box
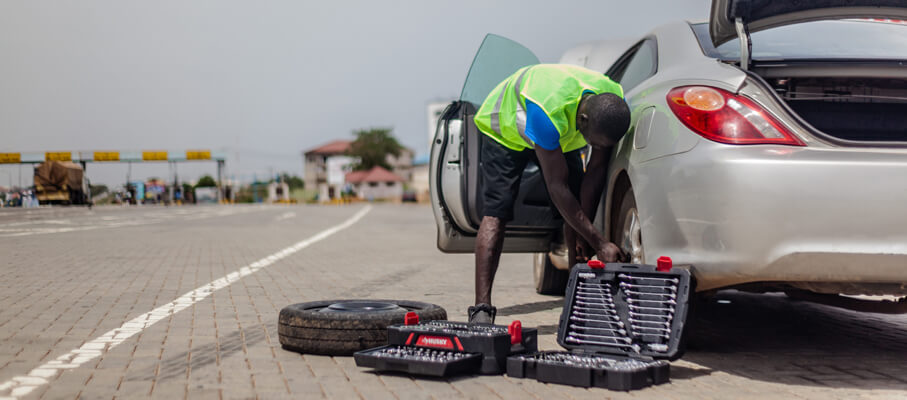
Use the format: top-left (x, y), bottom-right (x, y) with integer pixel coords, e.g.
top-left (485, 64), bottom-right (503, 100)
top-left (460, 34), bottom-right (540, 106)
top-left (607, 39), bottom-right (658, 93)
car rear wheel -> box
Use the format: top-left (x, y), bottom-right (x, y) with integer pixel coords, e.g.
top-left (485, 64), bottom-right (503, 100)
top-left (534, 252), bottom-right (569, 295)
top-left (612, 188), bottom-right (645, 264)
top-left (278, 299), bottom-right (447, 356)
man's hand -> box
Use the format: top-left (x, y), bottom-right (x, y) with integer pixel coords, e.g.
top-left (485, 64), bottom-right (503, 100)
top-left (575, 238), bottom-right (591, 263)
top-left (595, 241), bottom-right (624, 263)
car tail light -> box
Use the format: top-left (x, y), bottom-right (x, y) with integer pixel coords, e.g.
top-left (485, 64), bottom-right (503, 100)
top-left (667, 86), bottom-right (804, 146)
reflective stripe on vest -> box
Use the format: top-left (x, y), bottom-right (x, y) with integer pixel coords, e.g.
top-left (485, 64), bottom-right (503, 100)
top-left (490, 67), bottom-right (534, 147)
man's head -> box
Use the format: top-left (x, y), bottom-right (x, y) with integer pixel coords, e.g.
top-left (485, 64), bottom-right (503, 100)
top-left (576, 93), bottom-right (631, 148)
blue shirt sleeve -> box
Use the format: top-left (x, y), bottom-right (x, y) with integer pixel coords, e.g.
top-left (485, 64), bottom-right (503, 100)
top-left (524, 100), bottom-right (560, 150)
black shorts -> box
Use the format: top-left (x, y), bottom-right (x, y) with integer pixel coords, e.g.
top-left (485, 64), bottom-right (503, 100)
top-left (480, 134), bottom-right (585, 222)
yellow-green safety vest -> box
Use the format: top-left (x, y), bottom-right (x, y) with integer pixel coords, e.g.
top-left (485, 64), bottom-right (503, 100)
top-left (474, 64), bottom-right (624, 152)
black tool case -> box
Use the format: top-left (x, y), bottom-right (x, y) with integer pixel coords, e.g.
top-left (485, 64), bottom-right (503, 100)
top-left (507, 258), bottom-right (691, 391)
top-left (355, 319), bottom-right (538, 376)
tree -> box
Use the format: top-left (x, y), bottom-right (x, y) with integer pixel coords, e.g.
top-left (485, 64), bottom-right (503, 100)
top-left (89, 184), bottom-right (108, 197)
top-left (279, 173), bottom-right (304, 190)
top-left (346, 127), bottom-right (403, 171)
top-left (195, 175), bottom-right (217, 188)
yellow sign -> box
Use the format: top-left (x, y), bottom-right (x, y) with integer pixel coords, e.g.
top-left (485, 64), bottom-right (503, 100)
top-left (46, 152), bottom-right (72, 162)
top-left (142, 151), bottom-right (168, 161)
top-left (186, 150), bottom-right (211, 160)
top-left (0, 153), bottom-right (21, 164)
top-left (93, 151), bottom-right (119, 162)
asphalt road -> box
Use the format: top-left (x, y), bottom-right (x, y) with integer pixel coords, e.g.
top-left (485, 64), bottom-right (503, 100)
top-left (1, 204), bottom-right (906, 399)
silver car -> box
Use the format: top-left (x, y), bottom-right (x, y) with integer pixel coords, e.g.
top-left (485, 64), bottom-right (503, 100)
top-left (431, 1), bottom-right (907, 300)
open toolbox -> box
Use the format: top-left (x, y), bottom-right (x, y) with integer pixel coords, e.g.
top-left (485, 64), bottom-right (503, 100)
top-left (354, 316), bottom-right (538, 376)
top-left (507, 257), bottom-right (691, 391)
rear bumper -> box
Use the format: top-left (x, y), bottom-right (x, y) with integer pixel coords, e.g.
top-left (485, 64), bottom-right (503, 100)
top-left (632, 141), bottom-right (907, 292)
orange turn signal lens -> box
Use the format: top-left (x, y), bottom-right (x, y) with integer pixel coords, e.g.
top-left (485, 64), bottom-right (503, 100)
top-left (682, 87), bottom-right (725, 111)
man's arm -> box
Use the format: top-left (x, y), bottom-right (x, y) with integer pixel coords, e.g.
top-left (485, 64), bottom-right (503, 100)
top-left (579, 147), bottom-right (610, 223)
top-left (534, 146), bottom-right (621, 262)
top-left (574, 147), bottom-right (612, 261)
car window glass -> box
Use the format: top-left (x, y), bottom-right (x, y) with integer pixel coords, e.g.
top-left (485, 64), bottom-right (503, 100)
top-left (460, 34), bottom-right (540, 106)
top-left (614, 39), bottom-right (657, 92)
top-left (606, 44), bottom-right (640, 83)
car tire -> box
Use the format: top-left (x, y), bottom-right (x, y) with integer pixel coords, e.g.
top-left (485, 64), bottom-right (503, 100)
top-left (612, 187), bottom-right (645, 264)
top-left (278, 299), bottom-right (447, 356)
top-left (534, 252), bottom-right (569, 295)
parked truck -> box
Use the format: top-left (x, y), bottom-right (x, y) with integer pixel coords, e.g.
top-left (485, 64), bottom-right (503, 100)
top-left (33, 161), bottom-right (90, 205)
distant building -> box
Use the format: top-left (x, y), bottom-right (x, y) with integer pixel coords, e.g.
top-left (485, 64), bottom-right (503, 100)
top-left (303, 140), bottom-right (351, 189)
top-left (302, 140), bottom-right (414, 201)
top-left (409, 154), bottom-right (430, 203)
top-left (345, 166), bottom-right (405, 201)
top-left (267, 182), bottom-right (290, 203)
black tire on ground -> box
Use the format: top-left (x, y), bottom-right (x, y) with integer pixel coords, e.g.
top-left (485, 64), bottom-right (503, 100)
top-left (534, 252), bottom-right (569, 295)
top-left (278, 299), bottom-right (447, 356)
top-left (610, 187), bottom-right (641, 263)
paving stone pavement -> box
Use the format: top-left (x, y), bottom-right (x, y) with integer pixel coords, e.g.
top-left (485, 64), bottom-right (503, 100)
top-left (1, 204), bottom-right (906, 399)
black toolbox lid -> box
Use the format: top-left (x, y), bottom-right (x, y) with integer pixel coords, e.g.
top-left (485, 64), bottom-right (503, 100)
top-left (556, 260), bottom-right (691, 360)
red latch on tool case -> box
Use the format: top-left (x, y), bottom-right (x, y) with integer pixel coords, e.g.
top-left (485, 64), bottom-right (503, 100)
top-left (588, 260), bottom-right (605, 269)
top-left (656, 256), bottom-right (673, 272)
top-left (509, 320), bottom-right (522, 345)
top-left (404, 312), bottom-right (419, 325)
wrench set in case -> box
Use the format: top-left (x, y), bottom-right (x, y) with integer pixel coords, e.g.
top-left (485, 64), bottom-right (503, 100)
top-left (354, 317), bottom-right (538, 376)
top-left (506, 258), bottom-right (691, 391)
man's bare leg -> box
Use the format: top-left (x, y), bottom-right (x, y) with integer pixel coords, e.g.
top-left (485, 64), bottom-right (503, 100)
top-left (475, 216), bottom-right (505, 306)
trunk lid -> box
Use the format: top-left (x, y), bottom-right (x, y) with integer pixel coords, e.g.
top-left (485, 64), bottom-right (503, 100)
top-left (710, 0), bottom-right (907, 46)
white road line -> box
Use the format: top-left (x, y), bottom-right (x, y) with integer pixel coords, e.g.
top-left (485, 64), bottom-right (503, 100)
top-left (0, 205), bottom-right (372, 399)
top-left (275, 212), bottom-right (296, 221)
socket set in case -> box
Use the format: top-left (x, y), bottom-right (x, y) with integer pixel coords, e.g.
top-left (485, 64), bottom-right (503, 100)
top-left (506, 257), bottom-right (691, 391)
top-left (355, 316), bottom-right (538, 376)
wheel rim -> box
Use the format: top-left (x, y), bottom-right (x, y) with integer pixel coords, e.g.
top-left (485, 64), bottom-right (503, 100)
top-left (621, 208), bottom-right (645, 264)
top-left (533, 252), bottom-right (546, 288)
top-left (318, 301), bottom-right (406, 313)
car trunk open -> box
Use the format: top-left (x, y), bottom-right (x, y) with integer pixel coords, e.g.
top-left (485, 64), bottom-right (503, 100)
top-left (758, 73), bottom-right (907, 143)
top-left (696, 3), bottom-right (907, 145)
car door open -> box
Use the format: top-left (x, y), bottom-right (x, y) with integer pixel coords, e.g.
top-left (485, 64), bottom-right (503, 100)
top-left (430, 34), bottom-right (564, 253)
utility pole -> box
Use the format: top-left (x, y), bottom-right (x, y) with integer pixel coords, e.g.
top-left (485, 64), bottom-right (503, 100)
top-left (216, 160), bottom-right (224, 203)
top-left (173, 162), bottom-right (179, 203)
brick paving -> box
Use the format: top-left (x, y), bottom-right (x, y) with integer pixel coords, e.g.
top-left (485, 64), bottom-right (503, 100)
top-left (1, 204), bottom-right (906, 399)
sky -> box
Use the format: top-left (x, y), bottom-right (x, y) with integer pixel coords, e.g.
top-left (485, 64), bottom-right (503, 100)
top-left (0, 0), bottom-right (711, 188)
